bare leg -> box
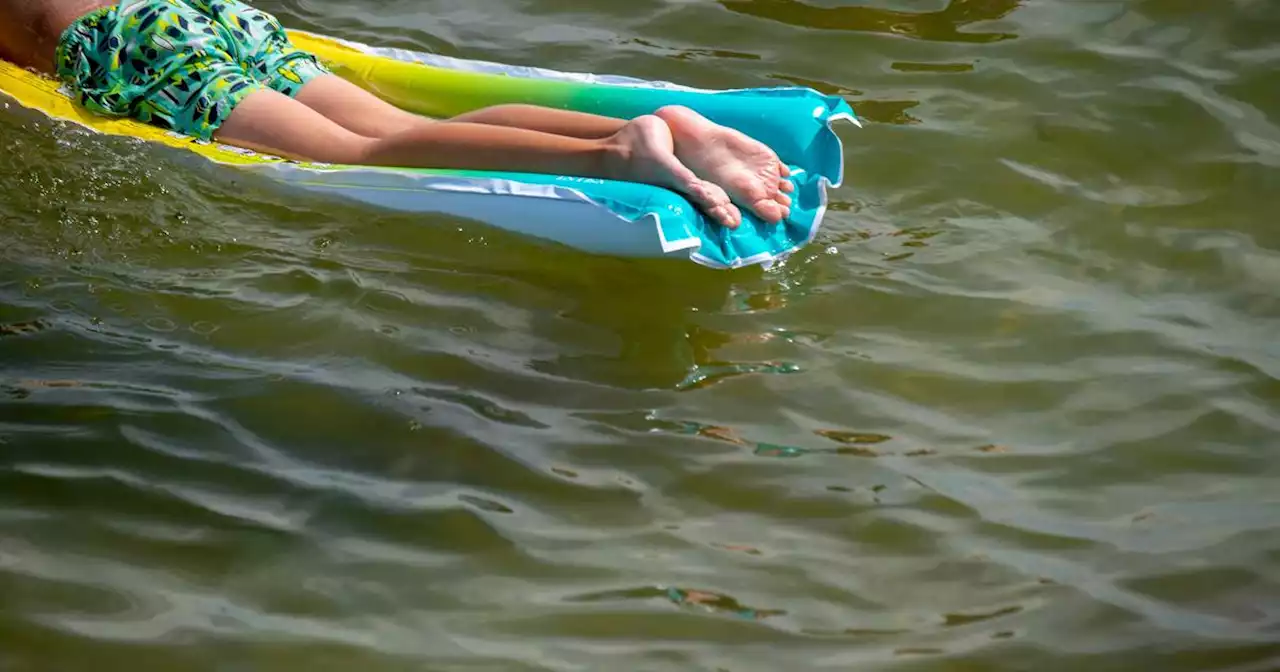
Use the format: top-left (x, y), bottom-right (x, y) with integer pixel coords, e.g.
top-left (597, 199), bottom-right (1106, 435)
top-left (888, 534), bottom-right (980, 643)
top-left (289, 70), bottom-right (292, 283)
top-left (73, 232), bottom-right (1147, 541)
top-left (452, 104), bottom-right (627, 139)
top-left (292, 75), bottom-right (427, 138)
top-left (295, 75), bottom-right (625, 139)
top-left (214, 88), bottom-right (743, 227)
top-left (285, 76), bottom-right (788, 223)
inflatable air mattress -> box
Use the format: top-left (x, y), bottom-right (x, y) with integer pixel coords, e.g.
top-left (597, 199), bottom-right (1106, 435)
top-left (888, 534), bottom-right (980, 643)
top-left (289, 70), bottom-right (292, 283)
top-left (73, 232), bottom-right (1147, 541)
top-left (0, 30), bottom-right (858, 269)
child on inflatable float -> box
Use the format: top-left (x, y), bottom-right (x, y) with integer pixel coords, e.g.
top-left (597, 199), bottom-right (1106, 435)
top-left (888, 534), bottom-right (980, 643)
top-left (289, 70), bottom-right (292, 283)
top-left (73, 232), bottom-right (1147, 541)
top-left (0, 0), bottom-right (795, 231)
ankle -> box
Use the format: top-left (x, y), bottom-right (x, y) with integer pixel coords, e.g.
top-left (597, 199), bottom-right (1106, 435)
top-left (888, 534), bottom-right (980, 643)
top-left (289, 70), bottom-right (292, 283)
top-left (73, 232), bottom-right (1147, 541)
top-left (598, 133), bottom-right (633, 182)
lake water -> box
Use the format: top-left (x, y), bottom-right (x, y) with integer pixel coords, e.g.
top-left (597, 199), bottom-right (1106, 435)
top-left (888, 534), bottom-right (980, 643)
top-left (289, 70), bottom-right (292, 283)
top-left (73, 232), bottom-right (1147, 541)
top-left (2, 0), bottom-right (1278, 670)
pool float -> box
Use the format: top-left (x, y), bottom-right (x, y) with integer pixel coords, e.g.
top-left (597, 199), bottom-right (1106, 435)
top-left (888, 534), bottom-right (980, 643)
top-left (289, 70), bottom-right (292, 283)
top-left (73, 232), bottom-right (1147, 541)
top-left (0, 30), bottom-right (858, 269)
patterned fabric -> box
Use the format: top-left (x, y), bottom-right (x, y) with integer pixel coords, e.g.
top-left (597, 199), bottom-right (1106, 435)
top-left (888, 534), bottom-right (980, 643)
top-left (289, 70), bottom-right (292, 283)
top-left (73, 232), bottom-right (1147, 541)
top-left (55, 0), bottom-right (330, 140)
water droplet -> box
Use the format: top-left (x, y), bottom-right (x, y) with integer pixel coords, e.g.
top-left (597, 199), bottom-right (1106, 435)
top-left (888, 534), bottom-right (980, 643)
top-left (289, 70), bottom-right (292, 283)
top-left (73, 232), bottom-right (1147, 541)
top-left (189, 321), bottom-right (219, 335)
top-left (816, 430), bottom-right (893, 445)
top-left (754, 443), bottom-right (807, 458)
top-left (144, 317), bottom-right (177, 332)
top-left (458, 494), bottom-right (513, 514)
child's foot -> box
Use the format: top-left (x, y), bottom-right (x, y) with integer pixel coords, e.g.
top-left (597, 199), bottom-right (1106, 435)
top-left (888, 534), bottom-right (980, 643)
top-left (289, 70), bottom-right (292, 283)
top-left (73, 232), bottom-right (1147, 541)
top-left (654, 105), bottom-right (793, 224)
top-left (606, 115), bottom-right (743, 229)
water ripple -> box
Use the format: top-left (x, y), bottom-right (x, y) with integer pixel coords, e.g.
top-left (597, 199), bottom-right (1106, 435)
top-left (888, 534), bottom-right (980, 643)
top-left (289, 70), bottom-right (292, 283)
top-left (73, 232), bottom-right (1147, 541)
top-left (3, 0), bottom-right (1280, 669)
top-left (716, 0), bottom-right (1023, 43)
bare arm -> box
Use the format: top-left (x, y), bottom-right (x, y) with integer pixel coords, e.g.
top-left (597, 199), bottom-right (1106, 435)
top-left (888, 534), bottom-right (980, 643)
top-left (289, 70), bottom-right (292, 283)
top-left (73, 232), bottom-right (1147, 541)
top-left (0, 14), bottom-right (21, 64)
top-left (0, 13), bottom-right (49, 70)
top-left (0, 0), bottom-right (113, 71)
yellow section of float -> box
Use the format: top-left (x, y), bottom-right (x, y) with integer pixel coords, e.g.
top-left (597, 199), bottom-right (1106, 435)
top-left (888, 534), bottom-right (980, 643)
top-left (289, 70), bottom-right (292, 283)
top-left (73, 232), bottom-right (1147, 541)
top-left (0, 57), bottom-right (274, 166)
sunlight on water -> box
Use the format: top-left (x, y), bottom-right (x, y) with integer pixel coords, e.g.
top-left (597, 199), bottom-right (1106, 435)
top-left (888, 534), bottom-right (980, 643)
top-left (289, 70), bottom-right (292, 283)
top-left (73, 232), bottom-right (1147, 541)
top-left (2, 0), bottom-right (1279, 670)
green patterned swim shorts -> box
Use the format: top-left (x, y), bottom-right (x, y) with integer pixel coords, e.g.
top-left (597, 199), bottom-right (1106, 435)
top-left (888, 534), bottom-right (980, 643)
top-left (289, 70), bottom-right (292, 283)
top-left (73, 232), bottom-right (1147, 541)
top-left (55, 0), bottom-right (330, 141)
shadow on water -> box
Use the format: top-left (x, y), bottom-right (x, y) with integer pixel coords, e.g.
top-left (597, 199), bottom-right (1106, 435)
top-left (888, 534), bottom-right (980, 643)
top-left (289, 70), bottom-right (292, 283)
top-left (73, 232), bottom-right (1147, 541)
top-left (1, 103), bottom-right (765, 396)
top-left (717, 0), bottom-right (1024, 43)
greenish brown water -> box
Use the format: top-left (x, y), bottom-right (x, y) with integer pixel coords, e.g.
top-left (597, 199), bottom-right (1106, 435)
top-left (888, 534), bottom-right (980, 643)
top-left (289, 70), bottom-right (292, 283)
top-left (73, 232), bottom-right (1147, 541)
top-left (3, 0), bottom-right (1279, 669)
